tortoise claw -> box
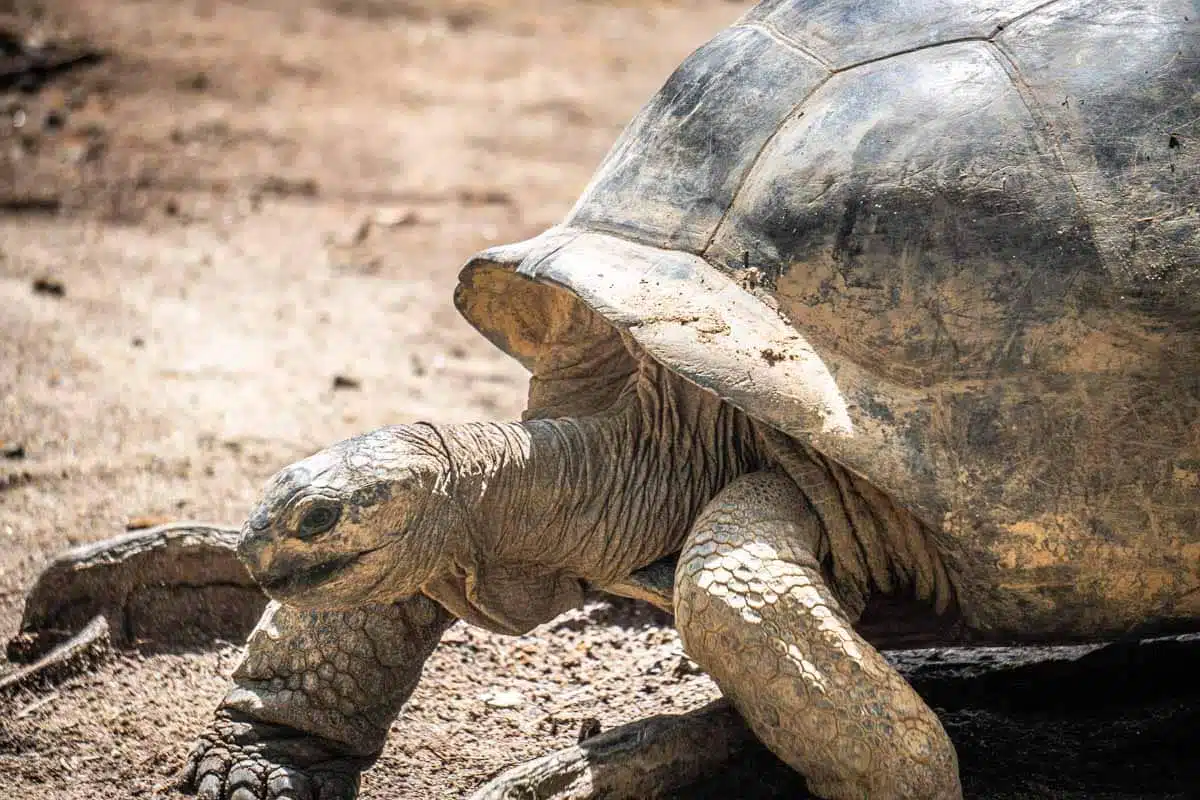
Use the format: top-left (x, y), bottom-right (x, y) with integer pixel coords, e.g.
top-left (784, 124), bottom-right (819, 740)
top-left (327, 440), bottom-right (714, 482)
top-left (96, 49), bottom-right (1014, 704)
top-left (180, 710), bottom-right (367, 800)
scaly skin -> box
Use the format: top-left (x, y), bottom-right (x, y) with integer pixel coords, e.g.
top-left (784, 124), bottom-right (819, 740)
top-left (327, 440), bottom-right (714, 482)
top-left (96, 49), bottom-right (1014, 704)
top-left (467, 700), bottom-right (756, 800)
top-left (675, 470), bottom-right (962, 800)
top-left (183, 359), bottom-right (767, 800)
top-left (177, 352), bottom-right (957, 800)
top-left (182, 595), bottom-right (454, 800)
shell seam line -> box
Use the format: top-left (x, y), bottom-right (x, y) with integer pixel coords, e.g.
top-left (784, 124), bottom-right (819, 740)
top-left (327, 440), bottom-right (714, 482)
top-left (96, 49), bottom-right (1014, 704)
top-left (699, 76), bottom-right (831, 260)
top-left (996, 0), bottom-right (1072, 37)
top-left (756, 0), bottom-right (1071, 77)
top-left (702, 36), bottom-right (1002, 261)
top-left (521, 231), bottom-right (581, 281)
top-left (704, 0), bottom-right (1072, 263)
top-left (983, 39), bottom-right (1092, 244)
top-left (734, 20), bottom-right (833, 69)
top-left (700, 0), bottom-right (1075, 262)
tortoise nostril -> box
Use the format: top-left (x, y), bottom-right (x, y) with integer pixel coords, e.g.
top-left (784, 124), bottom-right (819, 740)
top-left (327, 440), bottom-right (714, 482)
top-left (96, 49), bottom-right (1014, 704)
top-left (247, 503), bottom-right (271, 532)
top-left (236, 529), bottom-right (271, 568)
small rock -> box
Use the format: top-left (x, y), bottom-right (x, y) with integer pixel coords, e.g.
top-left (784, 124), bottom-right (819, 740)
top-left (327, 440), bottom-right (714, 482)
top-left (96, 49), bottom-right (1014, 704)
top-left (65, 130), bottom-right (106, 165)
top-left (2, 443), bottom-right (26, 460)
top-left (332, 374), bottom-right (361, 390)
top-left (258, 175), bottom-right (319, 198)
top-left (457, 188), bottom-right (514, 207)
top-left (672, 655), bottom-right (704, 679)
top-left (577, 717), bottom-right (601, 743)
top-left (31, 277), bottom-right (65, 297)
top-left (42, 109), bottom-right (64, 132)
top-left (180, 72), bottom-right (210, 92)
top-left (125, 515), bottom-right (173, 531)
top-left (131, 336), bottom-right (145, 348)
top-left (373, 207), bottom-right (420, 228)
top-left (482, 689), bottom-right (525, 709)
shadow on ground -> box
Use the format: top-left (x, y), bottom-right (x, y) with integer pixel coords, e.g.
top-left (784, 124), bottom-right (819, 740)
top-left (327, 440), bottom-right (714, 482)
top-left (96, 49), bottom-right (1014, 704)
top-left (677, 633), bottom-right (1200, 799)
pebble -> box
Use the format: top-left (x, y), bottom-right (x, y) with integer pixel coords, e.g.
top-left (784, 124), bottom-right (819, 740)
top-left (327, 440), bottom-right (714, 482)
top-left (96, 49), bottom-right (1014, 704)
top-left (577, 717), bottom-right (601, 743)
top-left (31, 277), bottom-right (65, 297)
top-left (373, 207), bottom-right (420, 227)
top-left (481, 689), bottom-right (525, 709)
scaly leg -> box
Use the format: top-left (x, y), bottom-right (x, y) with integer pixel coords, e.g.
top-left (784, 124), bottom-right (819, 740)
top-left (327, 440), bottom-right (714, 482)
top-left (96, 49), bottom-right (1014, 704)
top-left (7, 523), bottom-right (454, 800)
top-left (468, 699), bottom-right (756, 800)
top-left (674, 470), bottom-right (962, 800)
top-left (181, 595), bottom-right (454, 800)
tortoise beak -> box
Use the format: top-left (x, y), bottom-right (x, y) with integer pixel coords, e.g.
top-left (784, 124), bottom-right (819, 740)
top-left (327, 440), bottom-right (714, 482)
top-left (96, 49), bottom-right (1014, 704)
top-left (236, 523), bottom-right (272, 572)
top-left (255, 552), bottom-right (360, 595)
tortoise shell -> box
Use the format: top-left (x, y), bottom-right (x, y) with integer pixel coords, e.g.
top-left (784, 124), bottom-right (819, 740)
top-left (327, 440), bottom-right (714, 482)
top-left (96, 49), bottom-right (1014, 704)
top-left (456, 0), bottom-right (1200, 638)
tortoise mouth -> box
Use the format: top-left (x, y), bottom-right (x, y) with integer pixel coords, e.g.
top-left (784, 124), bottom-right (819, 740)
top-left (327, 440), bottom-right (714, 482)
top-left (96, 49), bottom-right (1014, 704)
top-left (257, 544), bottom-right (387, 596)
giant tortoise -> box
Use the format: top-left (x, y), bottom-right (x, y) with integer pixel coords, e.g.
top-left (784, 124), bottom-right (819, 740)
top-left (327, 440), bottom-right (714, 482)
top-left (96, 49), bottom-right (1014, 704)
top-left (10, 0), bottom-right (1199, 798)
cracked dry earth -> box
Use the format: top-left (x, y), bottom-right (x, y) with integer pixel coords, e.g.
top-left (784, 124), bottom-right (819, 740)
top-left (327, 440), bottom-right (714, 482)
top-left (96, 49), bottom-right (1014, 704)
top-left (0, 1), bottom-right (1197, 799)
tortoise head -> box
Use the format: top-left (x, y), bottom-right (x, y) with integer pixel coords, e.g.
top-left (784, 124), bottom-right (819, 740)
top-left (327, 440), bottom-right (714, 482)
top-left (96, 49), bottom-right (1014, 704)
top-left (237, 425), bottom-right (465, 609)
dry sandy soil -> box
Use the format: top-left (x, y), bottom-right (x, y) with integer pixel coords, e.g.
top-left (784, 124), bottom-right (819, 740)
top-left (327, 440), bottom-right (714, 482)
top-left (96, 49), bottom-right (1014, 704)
top-left (0, 2), bottom-right (1196, 799)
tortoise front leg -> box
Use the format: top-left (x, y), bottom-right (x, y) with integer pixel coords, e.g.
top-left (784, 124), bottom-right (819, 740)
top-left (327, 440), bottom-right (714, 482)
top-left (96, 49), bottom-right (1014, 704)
top-left (181, 595), bottom-right (454, 800)
top-left (675, 470), bottom-right (962, 800)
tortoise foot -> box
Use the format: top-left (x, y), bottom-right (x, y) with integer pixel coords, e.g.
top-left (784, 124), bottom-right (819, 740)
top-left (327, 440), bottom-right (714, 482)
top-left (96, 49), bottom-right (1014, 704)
top-left (468, 699), bottom-right (755, 800)
top-left (9, 522), bottom-right (266, 659)
top-left (177, 709), bottom-right (367, 800)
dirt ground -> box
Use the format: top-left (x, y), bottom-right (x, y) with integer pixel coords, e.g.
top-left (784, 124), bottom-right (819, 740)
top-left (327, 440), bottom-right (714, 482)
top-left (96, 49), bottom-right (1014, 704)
top-left (0, 2), bottom-right (1197, 799)
top-left (0, 1), bottom-right (748, 796)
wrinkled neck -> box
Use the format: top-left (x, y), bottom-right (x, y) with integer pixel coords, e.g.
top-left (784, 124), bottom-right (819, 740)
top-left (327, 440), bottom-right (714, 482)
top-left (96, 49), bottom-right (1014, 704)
top-left (433, 368), bottom-right (764, 584)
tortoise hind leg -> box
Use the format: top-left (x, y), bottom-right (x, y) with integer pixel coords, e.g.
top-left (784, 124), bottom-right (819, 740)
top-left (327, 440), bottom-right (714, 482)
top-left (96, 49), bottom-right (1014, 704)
top-left (468, 699), bottom-right (757, 800)
top-left (8, 522), bottom-right (266, 662)
top-left (674, 470), bottom-right (962, 800)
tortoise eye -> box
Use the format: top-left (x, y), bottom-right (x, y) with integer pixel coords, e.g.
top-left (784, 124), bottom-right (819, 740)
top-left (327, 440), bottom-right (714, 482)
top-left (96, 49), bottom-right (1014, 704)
top-left (297, 504), bottom-right (340, 539)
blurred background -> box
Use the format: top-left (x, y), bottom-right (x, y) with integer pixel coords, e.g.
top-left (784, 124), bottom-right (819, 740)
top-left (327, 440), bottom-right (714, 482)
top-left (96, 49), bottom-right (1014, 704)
top-left (0, 1), bottom-right (749, 797)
